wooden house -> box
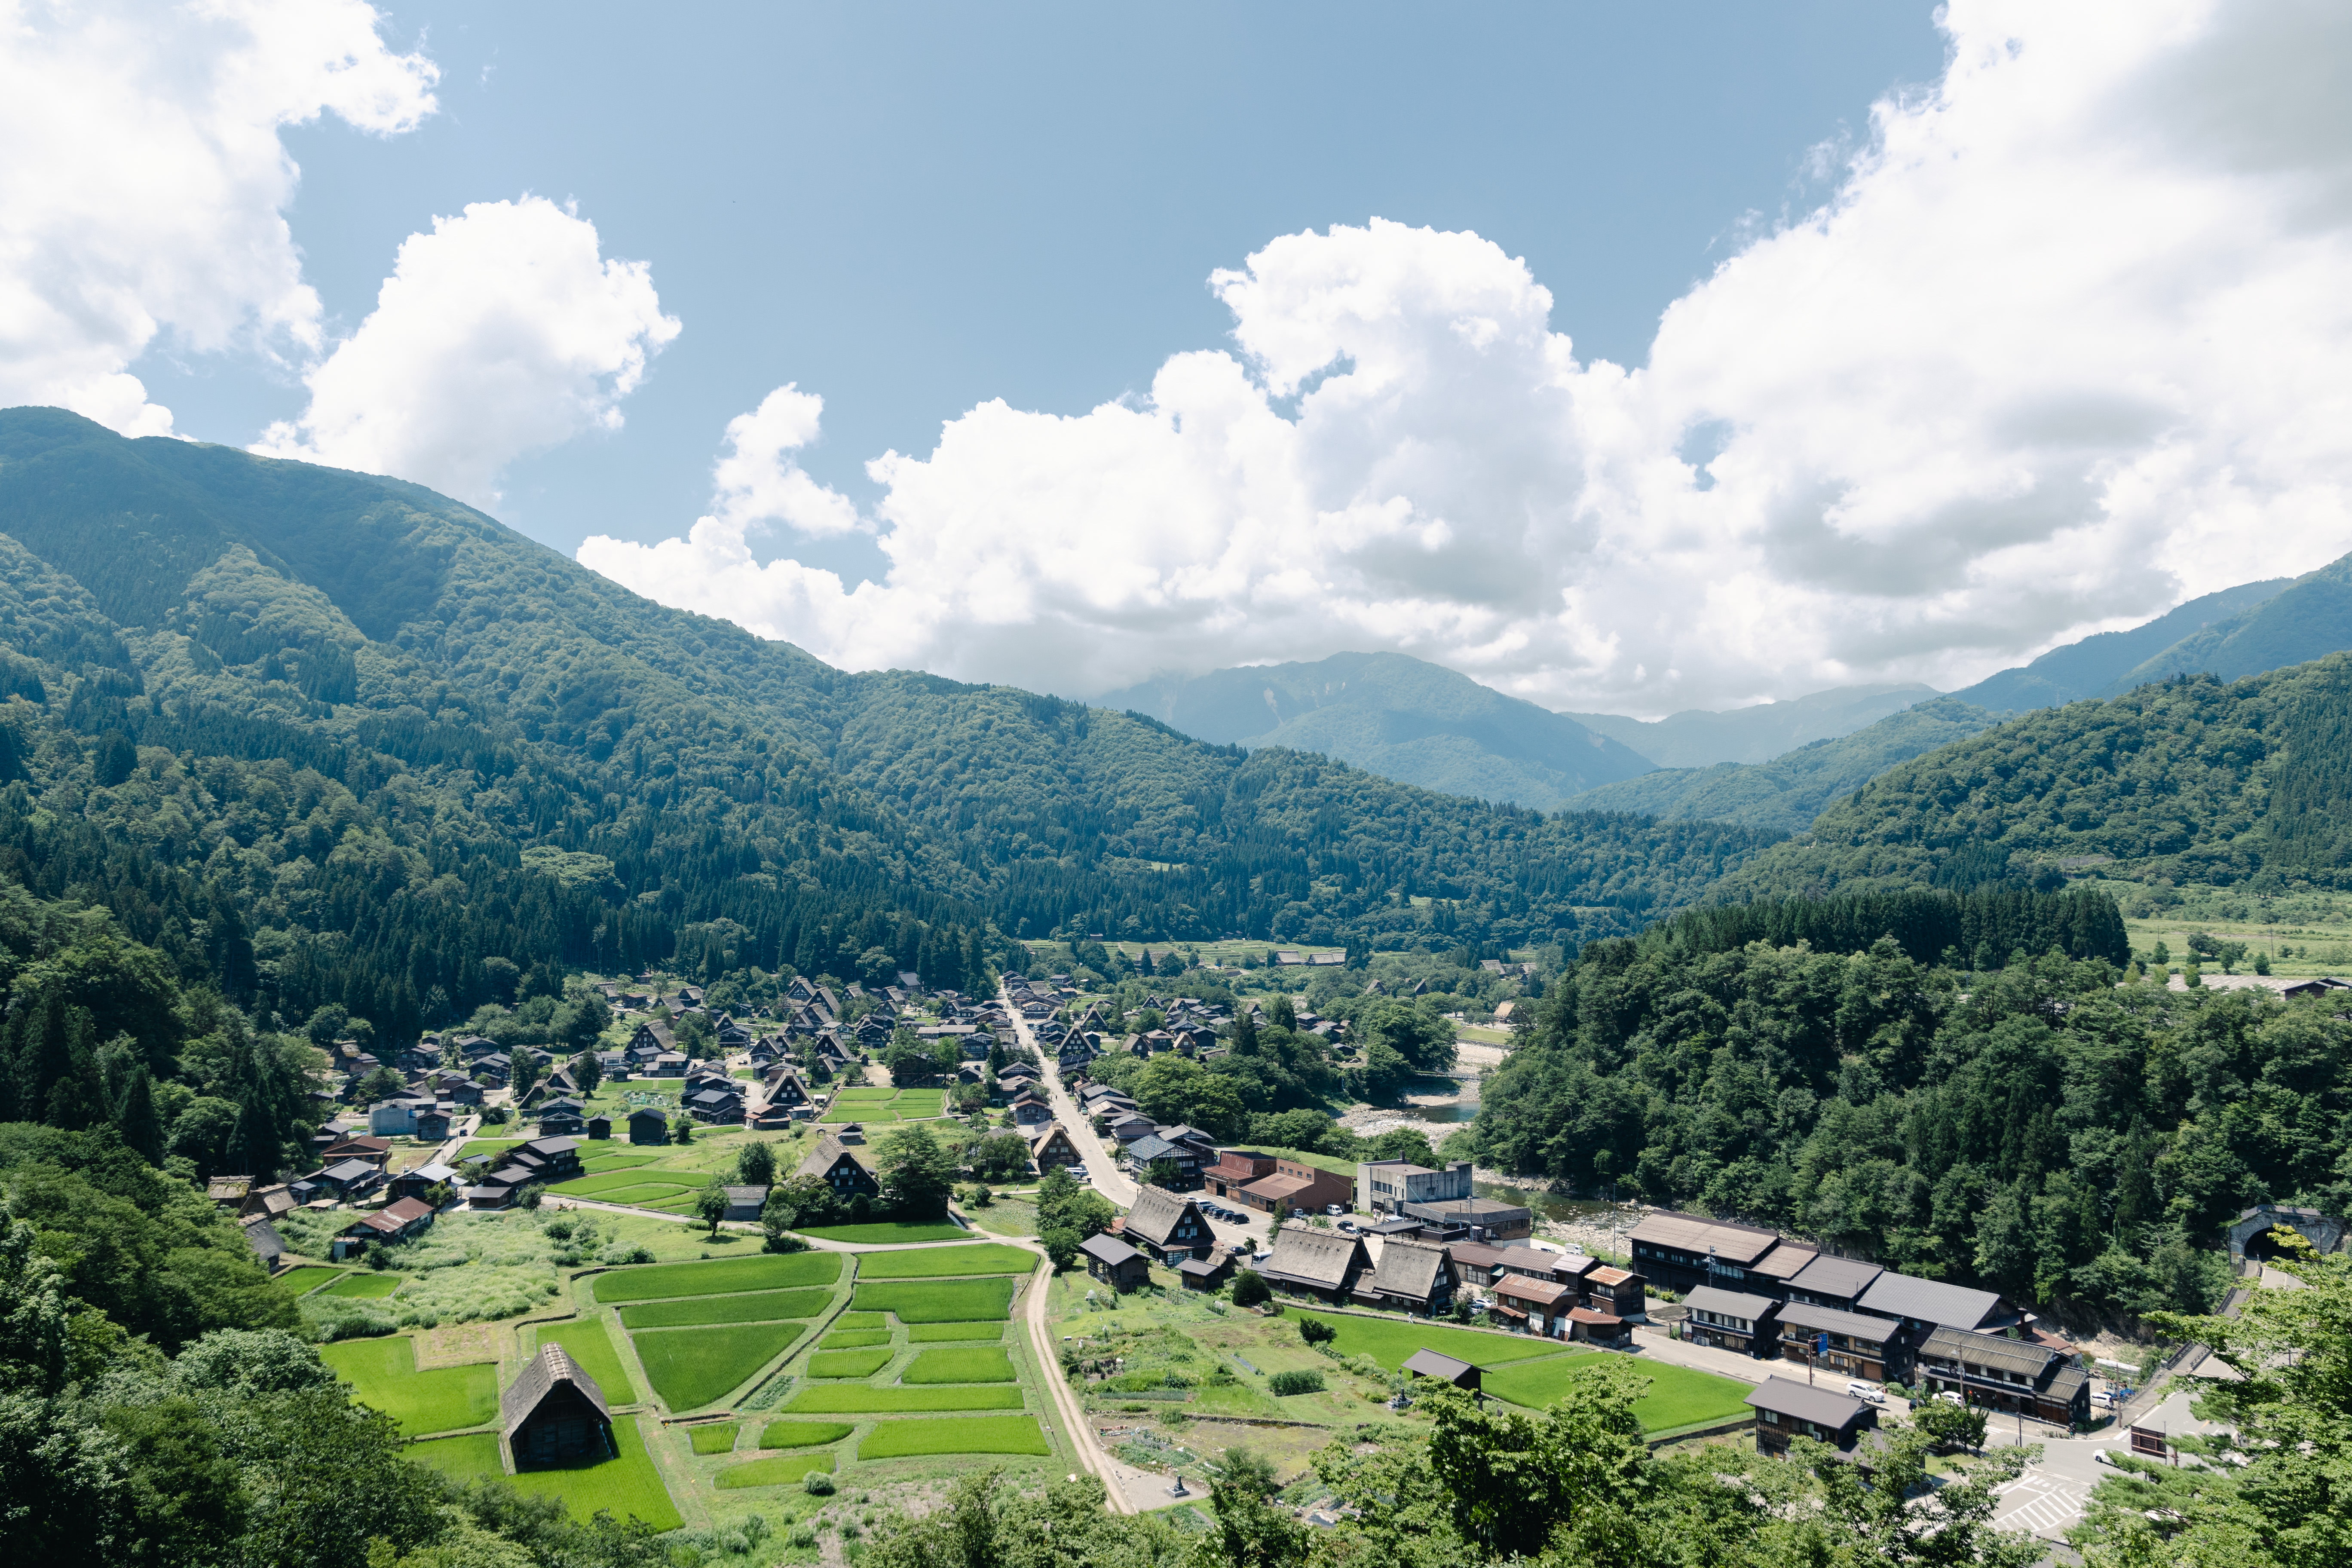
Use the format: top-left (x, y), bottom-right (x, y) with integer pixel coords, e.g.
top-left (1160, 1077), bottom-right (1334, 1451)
top-left (1081, 1233), bottom-right (1152, 1292)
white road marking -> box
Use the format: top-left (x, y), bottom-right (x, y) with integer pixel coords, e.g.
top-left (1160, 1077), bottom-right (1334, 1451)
top-left (1993, 1471), bottom-right (2088, 1537)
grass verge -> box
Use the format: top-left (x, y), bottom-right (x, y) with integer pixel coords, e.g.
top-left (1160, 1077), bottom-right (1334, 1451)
top-left (717, 1452), bottom-right (836, 1488)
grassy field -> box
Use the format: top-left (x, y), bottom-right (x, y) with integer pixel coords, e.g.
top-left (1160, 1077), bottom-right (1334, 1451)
top-left (272, 1265), bottom-right (343, 1294)
top-left (818, 1329), bottom-right (891, 1349)
top-left (785, 1385), bottom-right (1026, 1413)
top-left (631, 1321), bottom-right (810, 1409)
top-left (688, 1422), bottom-right (740, 1454)
top-left (554, 1170), bottom-right (708, 1200)
top-left (851, 1278), bottom-right (1016, 1322)
top-left (906, 1322), bottom-right (1005, 1343)
top-left (818, 1088), bottom-right (946, 1124)
top-left (717, 1451), bottom-right (836, 1488)
top-left (1482, 1353), bottom-right (1754, 1430)
top-left (320, 1272), bottom-right (403, 1299)
top-left (903, 1347), bottom-right (1016, 1384)
top-left (407, 1432), bottom-right (502, 1482)
top-left (616, 1288), bottom-right (833, 1329)
top-left (506, 1416), bottom-right (682, 1529)
top-left (533, 1317), bottom-right (640, 1405)
top-left (834, 1312), bottom-right (887, 1329)
top-left (854, 1243), bottom-right (1035, 1279)
top-left (320, 1336), bottom-right (497, 1437)
top-left (593, 1252), bottom-right (841, 1303)
top-left (857, 1416), bottom-right (1050, 1459)
top-left (807, 1348), bottom-right (895, 1378)
top-left (757, 1420), bottom-right (854, 1448)
top-left (458, 1139), bottom-right (526, 1162)
top-left (798, 1222), bottom-right (970, 1244)
top-left (1289, 1311), bottom-right (1589, 1372)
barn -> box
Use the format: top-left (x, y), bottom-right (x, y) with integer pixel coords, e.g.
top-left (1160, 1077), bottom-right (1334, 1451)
top-left (501, 1345), bottom-right (614, 1466)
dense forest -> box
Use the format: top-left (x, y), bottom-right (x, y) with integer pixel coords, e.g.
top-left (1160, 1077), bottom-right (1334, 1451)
top-left (1472, 890), bottom-right (2349, 1321)
top-left (1722, 653), bottom-right (2352, 897)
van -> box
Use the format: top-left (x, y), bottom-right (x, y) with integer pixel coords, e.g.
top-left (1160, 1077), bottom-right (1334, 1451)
top-left (1846, 1381), bottom-right (1886, 1406)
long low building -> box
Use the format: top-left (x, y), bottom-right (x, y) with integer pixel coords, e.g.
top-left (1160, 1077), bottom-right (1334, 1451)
top-left (1914, 1326), bottom-right (2091, 1427)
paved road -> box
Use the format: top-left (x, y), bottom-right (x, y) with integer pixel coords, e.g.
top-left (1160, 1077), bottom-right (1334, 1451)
top-left (1001, 992), bottom-right (1271, 1256)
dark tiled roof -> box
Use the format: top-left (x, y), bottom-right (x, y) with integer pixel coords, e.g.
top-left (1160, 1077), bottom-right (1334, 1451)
top-left (1402, 1348), bottom-right (1477, 1384)
top-left (1628, 1211), bottom-right (1782, 1265)
top-left (1745, 1375), bottom-right (1870, 1428)
top-left (1776, 1300), bottom-right (1901, 1343)
top-left (1857, 1273), bottom-right (2004, 1330)
top-left (1080, 1233), bottom-right (1142, 1268)
top-left (1684, 1284), bottom-right (1778, 1321)
top-left (1788, 1254), bottom-right (1884, 1300)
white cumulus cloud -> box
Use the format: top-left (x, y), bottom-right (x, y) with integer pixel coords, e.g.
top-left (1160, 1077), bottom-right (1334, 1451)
top-left (0, 0), bottom-right (438, 437)
top-left (254, 196), bottom-right (680, 507)
top-left (584, 0), bottom-right (2352, 713)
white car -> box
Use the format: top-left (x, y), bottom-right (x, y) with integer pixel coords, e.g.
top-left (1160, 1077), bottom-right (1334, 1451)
top-left (1846, 1381), bottom-right (1886, 1405)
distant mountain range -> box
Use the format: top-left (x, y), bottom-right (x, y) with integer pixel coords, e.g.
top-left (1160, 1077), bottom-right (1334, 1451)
top-left (1097, 652), bottom-right (1656, 808)
top-left (1564, 683), bottom-right (1941, 768)
top-left (1111, 551), bottom-right (2352, 829)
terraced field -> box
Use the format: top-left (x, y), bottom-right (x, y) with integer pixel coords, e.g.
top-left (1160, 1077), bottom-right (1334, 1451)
top-left (818, 1088), bottom-right (947, 1124)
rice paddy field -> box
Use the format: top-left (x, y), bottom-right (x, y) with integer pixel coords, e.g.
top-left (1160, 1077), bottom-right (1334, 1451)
top-left (320, 1271), bottom-right (404, 1299)
top-left (908, 1321), bottom-right (1005, 1342)
top-left (849, 1277), bottom-right (1017, 1322)
top-left (818, 1087), bottom-right (947, 1124)
top-left (532, 1317), bottom-right (640, 1404)
top-left (592, 1253), bottom-right (841, 1303)
top-left (688, 1422), bottom-right (741, 1455)
top-left (616, 1288), bottom-right (833, 1329)
top-left (634, 1321), bottom-right (813, 1409)
top-left (852, 1243), bottom-right (1035, 1279)
top-left (320, 1335), bottom-right (497, 1437)
top-left (857, 1416), bottom-right (1050, 1459)
top-left (410, 1417), bottom-right (683, 1531)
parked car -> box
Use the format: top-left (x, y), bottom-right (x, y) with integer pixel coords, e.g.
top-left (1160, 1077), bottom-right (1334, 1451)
top-left (1936, 1390), bottom-right (1964, 1406)
top-left (1326, 1204), bottom-right (1345, 1217)
top-left (1846, 1381), bottom-right (1886, 1405)
top-left (1338, 1219), bottom-right (1358, 1233)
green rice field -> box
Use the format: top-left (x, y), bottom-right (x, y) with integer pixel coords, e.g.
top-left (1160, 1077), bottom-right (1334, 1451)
top-left (833, 1312), bottom-right (887, 1329)
top-left (798, 1222), bottom-right (970, 1244)
top-left (854, 1243), bottom-right (1035, 1279)
top-left (688, 1422), bottom-right (740, 1455)
top-left (818, 1329), bottom-right (891, 1350)
top-left (907, 1322), bottom-right (1006, 1342)
top-left (272, 1266), bottom-right (343, 1294)
top-left (807, 1348), bottom-right (895, 1379)
top-left (818, 1088), bottom-right (946, 1124)
top-left (858, 1416), bottom-right (1050, 1459)
top-left (903, 1347), bottom-right (1016, 1384)
top-left (1482, 1353), bottom-right (1754, 1431)
top-left (320, 1336), bottom-right (497, 1437)
top-left (632, 1322), bottom-right (810, 1409)
top-left (320, 1272), bottom-right (403, 1299)
top-left (757, 1420), bottom-right (854, 1448)
top-left (784, 1385), bottom-right (1026, 1414)
top-left (533, 1317), bottom-right (640, 1405)
top-left (851, 1278), bottom-right (1016, 1322)
top-left (411, 1417), bottom-right (682, 1529)
top-left (616, 1288), bottom-right (833, 1329)
top-left (593, 1252), bottom-right (841, 1303)
top-left (1289, 1311), bottom-right (1591, 1372)
top-left (553, 1170), bottom-right (707, 1200)
top-left (717, 1451), bottom-right (836, 1488)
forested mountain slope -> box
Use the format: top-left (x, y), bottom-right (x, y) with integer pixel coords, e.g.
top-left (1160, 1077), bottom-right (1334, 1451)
top-left (0, 407), bottom-right (1779, 1045)
top-left (1951, 577), bottom-right (2288, 711)
top-left (1473, 910), bottom-right (2342, 1323)
top-left (1097, 649), bottom-right (1655, 807)
top-left (1716, 655), bottom-right (2352, 899)
top-left (1560, 695), bottom-right (2002, 834)
top-left (2101, 550), bottom-right (2352, 694)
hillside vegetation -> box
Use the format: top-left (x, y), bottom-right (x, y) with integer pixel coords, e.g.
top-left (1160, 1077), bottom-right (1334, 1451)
top-left (1098, 649), bottom-right (1656, 807)
top-left (1562, 695), bottom-right (2002, 834)
top-left (1720, 655), bottom-right (2352, 899)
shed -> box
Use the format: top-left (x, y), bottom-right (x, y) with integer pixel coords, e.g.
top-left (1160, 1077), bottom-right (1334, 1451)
top-left (1178, 1251), bottom-right (1236, 1291)
top-left (502, 1345), bottom-right (615, 1465)
top-left (1081, 1232), bottom-right (1152, 1292)
top-left (722, 1185), bottom-right (769, 1222)
top-left (585, 1115), bottom-right (612, 1141)
top-left (626, 1107), bottom-right (671, 1145)
top-left (1401, 1348), bottom-right (1481, 1390)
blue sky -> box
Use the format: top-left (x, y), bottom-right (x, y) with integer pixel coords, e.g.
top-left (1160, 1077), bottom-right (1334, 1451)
top-left (16, 2), bottom-right (2345, 712)
top-left (140, 2), bottom-right (1943, 579)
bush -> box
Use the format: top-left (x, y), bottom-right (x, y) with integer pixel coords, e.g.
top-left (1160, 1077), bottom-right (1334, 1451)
top-left (1298, 1317), bottom-right (1336, 1346)
top-left (1230, 1270), bottom-right (1271, 1308)
top-left (802, 1471), bottom-right (836, 1496)
top-left (1041, 1225), bottom-right (1082, 1272)
top-left (1268, 1369), bottom-right (1325, 1396)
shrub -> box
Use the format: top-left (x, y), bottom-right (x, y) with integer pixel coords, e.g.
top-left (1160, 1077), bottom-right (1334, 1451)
top-left (1298, 1317), bottom-right (1336, 1346)
top-left (803, 1472), bottom-right (836, 1495)
top-left (1268, 1369), bottom-right (1325, 1396)
top-left (1230, 1270), bottom-right (1271, 1308)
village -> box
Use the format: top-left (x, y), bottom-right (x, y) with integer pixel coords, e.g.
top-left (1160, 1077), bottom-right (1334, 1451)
top-left (179, 945), bottom-right (2318, 1554)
